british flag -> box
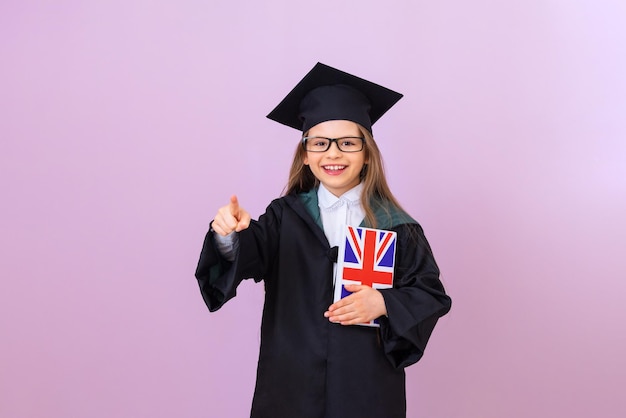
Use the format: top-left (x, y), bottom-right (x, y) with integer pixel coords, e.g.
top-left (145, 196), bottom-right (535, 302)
top-left (334, 226), bottom-right (397, 327)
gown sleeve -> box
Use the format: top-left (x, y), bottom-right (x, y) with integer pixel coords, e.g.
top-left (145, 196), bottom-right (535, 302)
top-left (377, 223), bottom-right (452, 369)
top-left (194, 200), bottom-right (282, 312)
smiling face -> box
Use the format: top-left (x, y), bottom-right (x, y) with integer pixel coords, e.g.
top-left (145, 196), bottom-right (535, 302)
top-left (303, 120), bottom-right (367, 197)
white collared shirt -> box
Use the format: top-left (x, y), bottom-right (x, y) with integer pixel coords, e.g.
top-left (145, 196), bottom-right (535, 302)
top-left (317, 183), bottom-right (365, 249)
top-left (318, 183), bottom-right (365, 285)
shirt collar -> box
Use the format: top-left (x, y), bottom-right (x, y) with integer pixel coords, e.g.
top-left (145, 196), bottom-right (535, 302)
top-left (317, 182), bottom-right (364, 210)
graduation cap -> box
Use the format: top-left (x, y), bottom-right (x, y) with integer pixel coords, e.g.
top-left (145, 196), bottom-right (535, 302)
top-left (266, 62), bottom-right (403, 134)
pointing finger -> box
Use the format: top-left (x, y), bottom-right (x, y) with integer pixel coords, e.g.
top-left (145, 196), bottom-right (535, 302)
top-left (229, 195), bottom-right (240, 218)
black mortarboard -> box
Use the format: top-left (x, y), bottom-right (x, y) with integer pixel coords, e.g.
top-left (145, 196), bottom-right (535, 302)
top-left (266, 62), bottom-right (403, 134)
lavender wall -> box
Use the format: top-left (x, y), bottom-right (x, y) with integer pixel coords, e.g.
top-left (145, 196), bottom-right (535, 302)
top-left (1, 1), bottom-right (625, 417)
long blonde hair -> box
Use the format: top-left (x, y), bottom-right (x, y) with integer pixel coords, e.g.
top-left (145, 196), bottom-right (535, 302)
top-left (284, 124), bottom-right (404, 228)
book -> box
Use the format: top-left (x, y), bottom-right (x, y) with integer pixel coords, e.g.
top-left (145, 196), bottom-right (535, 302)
top-left (333, 225), bottom-right (397, 327)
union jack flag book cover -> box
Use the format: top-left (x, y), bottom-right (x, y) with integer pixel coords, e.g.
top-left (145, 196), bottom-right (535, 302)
top-left (333, 226), bottom-right (397, 327)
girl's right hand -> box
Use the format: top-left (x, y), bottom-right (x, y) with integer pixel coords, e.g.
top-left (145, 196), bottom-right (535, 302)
top-left (212, 195), bottom-right (251, 236)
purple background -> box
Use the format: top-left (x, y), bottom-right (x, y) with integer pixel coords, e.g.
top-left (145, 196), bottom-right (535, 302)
top-left (2, 1), bottom-right (625, 417)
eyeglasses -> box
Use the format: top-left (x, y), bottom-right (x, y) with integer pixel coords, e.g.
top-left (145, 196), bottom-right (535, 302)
top-left (302, 136), bottom-right (365, 153)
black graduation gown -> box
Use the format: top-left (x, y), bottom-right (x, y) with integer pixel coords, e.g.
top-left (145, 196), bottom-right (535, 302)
top-left (195, 190), bottom-right (451, 418)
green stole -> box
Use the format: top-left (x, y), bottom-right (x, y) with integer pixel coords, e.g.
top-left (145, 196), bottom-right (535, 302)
top-left (297, 188), bottom-right (415, 231)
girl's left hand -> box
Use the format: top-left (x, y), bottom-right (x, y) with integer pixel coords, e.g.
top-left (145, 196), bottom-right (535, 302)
top-left (324, 285), bottom-right (388, 325)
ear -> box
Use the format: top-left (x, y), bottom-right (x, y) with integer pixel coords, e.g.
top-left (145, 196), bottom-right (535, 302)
top-left (303, 154), bottom-right (309, 165)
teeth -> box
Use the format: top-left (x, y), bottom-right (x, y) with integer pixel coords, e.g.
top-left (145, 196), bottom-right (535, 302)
top-left (323, 165), bottom-right (346, 170)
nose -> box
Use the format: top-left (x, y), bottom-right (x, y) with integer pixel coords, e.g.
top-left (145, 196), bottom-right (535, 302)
top-left (326, 140), bottom-right (342, 157)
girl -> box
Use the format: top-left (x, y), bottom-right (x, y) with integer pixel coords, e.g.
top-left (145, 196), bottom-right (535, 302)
top-left (195, 63), bottom-right (451, 418)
